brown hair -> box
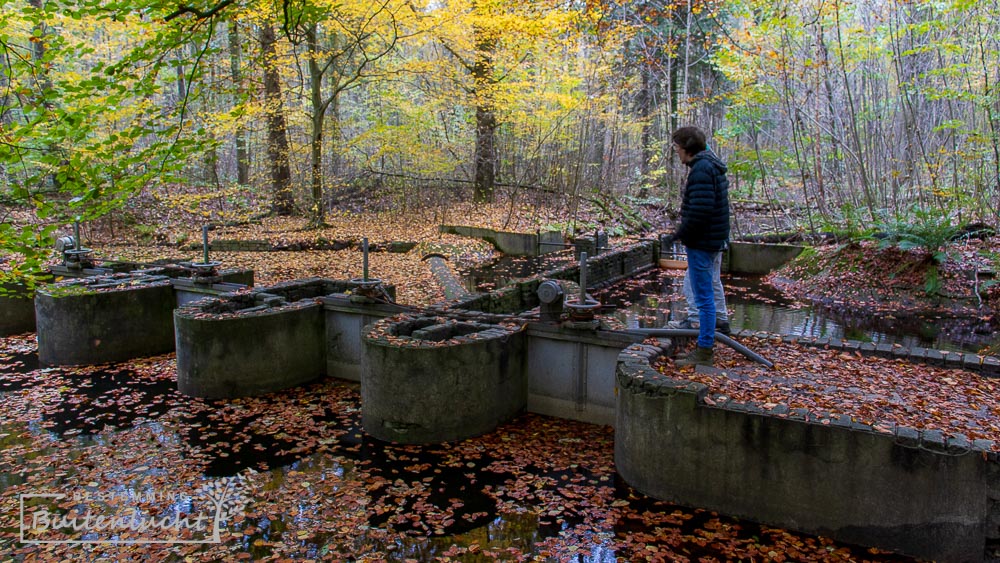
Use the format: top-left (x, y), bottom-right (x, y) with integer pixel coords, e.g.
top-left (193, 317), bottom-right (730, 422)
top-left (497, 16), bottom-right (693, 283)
top-left (671, 126), bottom-right (707, 154)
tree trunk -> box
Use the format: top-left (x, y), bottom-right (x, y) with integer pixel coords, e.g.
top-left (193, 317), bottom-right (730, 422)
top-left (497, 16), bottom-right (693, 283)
top-left (175, 59), bottom-right (185, 103)
top-left (474, 105), bottom-right (497, 203)
top-left (228, 21), bottom-right (249, 186)
top-left (307, 25), bottom-right (326, 225)
top-left (472, 25), bottom-right (497, 203)
top-left (638, 62), bottom-right (653, 198)
top-left (260, 25), bottom-right (294, 216)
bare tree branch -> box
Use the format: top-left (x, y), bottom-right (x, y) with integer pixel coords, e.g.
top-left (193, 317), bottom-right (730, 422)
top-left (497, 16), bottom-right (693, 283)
top-left (164, 0), bottom-right (237, 22)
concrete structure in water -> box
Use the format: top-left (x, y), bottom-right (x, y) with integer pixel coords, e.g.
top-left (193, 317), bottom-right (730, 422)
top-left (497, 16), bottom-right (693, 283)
top-left (32, 266), bottom-right (253, 366)
top-left (175, 278), bottom-right (400, 398)
top-left (2, 261), bottom-right (150, 337)
top-left (439, 225), bottom-right (565, 256)
top-left (1, 281), bottom-right (41, 336)
top-left (362, 314), bottom-right (527, 443)
top-left (614, 339), bottom-right (1000, 563)
top-left (524, 322), bottom-right (640, 426)
top-left (35, 274), bottom-right (177, 366)
top-left (24, 232), bottom-right (984, 559)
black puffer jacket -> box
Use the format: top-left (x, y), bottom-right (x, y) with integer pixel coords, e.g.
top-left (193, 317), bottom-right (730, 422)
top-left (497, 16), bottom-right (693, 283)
top-left (675, 149), bottom-right (730, 252)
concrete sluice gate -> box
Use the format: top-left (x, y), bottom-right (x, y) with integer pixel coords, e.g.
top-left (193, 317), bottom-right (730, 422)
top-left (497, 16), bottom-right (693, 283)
top-left (175, 278), bottom-right (400, 399)
top-left (30, 266), bottom-right (255, 366)
top-left (361, 314), bottom-right (526, 444)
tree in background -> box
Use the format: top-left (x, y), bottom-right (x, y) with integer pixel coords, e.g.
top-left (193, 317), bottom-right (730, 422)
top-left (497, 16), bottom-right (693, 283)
top-left (0, 0), bottom-right (209, 284)
top-left (279, 0), bottom-right (411, 225)
top-left (9, 0), bottom-right (1000, 284)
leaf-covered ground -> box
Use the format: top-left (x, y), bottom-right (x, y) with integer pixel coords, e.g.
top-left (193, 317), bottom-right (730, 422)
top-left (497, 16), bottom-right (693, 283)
top-left (89, 212), bottom-right (507, 307)
top-left (770, 239), bottom-right (1000, 317)
top-left (0, 334), bottom-right (911, 562)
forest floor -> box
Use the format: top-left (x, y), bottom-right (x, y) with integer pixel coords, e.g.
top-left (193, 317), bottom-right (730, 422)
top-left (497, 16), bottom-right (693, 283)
top-left (3, 199), bottom-right (998, 561)
top-left (769, 237), bottom-right (1000, 317)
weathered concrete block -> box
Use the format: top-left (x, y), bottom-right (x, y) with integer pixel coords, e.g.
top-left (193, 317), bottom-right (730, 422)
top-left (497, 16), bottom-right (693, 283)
top-left (175, 280), bottom-right (335, 399)
top-left (725, 242), bottom-right (804, 274)
top-left (439, 225), bottom-right (562, 256)
top-left (963, 353), bottom-right (984, 371)
top-left (982, 356), bottom-right (1000, 377)
top-left (874, 342), bottom-right (894, 357)
top-left (35, 275), bottom-right (176, 366)
top-left (526, 323), bottom-right (643, 426)
top-left (322, 294), bottom-right (402, 382)
top-left (0, 281), bottom-right (37, 336)
top-left (362, 314), bottom-right (527, 444)
top-left (925, 348), bottom-right (945, 366)
top-left (616, 346), bottom-right (996, 563)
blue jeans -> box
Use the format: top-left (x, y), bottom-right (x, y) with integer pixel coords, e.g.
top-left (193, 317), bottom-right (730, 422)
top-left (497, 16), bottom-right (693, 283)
top-left (682, 250), bottom-right (728, 323)
top-left (686, 247), bottom-right (718, 349)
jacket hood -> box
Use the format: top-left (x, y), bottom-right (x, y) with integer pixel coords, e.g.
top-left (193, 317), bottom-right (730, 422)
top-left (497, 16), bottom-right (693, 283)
top-left (688, 149), bottom-right (728, 174)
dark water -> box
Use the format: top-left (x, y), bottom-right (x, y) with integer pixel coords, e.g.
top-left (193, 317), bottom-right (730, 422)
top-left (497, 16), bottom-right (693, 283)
top-left (0, 342), bottom-right (915, 561)
top-left (457, 250), bottom-right (577, 294)
top-left (595, 268), bottom-right (998, 354)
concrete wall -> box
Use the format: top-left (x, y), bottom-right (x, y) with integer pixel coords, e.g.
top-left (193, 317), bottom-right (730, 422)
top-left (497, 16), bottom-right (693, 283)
top-left (525, 322), bottom-right (643, 426)
top-left (173, 278), bottom-right (400, 399)
top-left (615, 342), bottom-right (999, 563)
top-left (35, 277), bottom-right (176, 366)
top-left (0, 282), bottom-right (36, 336)
top-left (725, 242), bottom-right (804, 274)
top-left (175, 293), bottom-right (326, 399)
top-left (217, 268), bottom-right (254, 286)
top-left (454, 241), bottom-right (657, 314)
top-left (439, 225), bottom-right (563, 256)
top-left (1, 267), bottom-right (252, 338)
top-left (321, 295), bottom-right (406, 382)
top-left (362, 315), bottom-right (527, 444)
top-left (656, 240), bottom-right (804, 274)
top-left (172, 280), bottom-right (250, 307)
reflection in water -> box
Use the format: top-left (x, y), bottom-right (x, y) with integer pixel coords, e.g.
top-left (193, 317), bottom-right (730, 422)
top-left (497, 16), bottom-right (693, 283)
top-left (457, 251), bottom-right (577, 294)
top-left (0, 310), bottom-right (923, 560)
top-left (462, 252), bottom-right (998, 353)
top-left (593, 269), bottom-right (998, 354)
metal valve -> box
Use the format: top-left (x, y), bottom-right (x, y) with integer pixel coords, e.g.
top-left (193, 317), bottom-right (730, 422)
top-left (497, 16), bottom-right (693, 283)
top-left (537, 280), bottom-right (564, 304)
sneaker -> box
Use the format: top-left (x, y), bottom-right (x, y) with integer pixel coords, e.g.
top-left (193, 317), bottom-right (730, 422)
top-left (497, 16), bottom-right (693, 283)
top-left (666, 318), bottom-right (698, 330)
top-left (676, 346), bottom-right (714, 367)
top-left (716, 321), bottom-right (731, 336)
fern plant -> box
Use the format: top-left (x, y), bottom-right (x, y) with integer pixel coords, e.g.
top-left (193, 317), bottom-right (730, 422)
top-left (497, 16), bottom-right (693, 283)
top-left (875, 206), bottom-right (962, 295)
